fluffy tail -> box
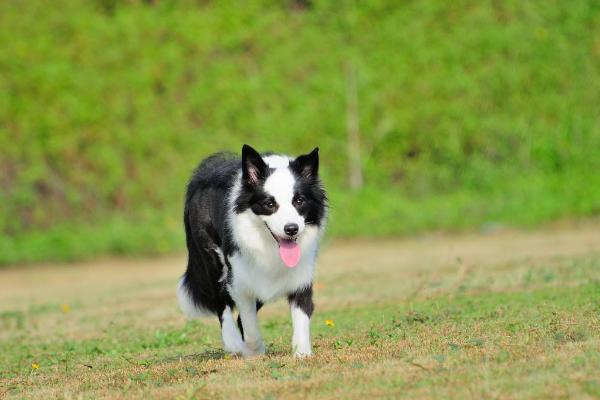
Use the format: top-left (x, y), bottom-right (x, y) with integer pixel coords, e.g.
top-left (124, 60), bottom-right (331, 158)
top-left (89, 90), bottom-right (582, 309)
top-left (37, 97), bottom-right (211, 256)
top-left (176, 277), bottom-right (213, 319)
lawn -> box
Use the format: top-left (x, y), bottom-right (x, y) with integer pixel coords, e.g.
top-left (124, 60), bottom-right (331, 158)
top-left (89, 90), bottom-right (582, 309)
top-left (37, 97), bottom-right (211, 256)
top-left (1, 223), bottom-right (599, 399)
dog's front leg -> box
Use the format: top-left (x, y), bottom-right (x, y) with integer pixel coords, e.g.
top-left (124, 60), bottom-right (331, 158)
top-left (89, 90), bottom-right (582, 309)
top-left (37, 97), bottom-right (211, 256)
top-left (288, 285), bottom-right (314, 357)
top-left (219, 305), bottom-right (248, 355)
top-left (236, 294), bottom-right (265, 357)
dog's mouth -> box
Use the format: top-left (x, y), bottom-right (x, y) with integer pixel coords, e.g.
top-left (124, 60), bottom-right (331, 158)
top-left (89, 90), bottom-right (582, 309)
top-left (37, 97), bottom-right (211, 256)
top-left (264, 224), bottom-right (301, 268)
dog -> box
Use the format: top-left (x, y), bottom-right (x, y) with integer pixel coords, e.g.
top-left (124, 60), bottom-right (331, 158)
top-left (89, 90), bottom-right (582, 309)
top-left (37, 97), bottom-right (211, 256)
top-left (177, 144), bottom-right (327, 357)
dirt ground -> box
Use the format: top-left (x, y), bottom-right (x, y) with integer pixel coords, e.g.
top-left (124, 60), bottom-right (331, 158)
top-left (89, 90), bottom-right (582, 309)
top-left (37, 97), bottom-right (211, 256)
top-left (1, 220), bottom-right (599, 319)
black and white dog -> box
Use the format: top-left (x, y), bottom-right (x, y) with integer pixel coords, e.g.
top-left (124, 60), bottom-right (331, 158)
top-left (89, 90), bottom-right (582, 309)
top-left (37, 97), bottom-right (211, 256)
top-left (177, 145), bottom-right (327, 357)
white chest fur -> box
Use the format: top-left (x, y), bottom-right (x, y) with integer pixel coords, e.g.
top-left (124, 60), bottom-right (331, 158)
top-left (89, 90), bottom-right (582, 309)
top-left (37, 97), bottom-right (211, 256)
top-left (228, 251), bottom-right (315, 303)
top-left (228, 208), bottom-right (321, 303)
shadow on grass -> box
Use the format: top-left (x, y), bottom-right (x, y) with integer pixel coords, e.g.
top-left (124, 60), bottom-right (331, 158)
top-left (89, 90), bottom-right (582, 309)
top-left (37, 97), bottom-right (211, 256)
top-left (152, 346), bottom-right (292, 366)
top-left (119, 348), bottom-right (229, 369)
top-left (156, 348), bottom-right (227, 364)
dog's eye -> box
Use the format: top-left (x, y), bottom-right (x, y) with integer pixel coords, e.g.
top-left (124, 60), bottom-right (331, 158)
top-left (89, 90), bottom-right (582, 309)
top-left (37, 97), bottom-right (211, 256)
top-left (264, 200), bottom-right (276, 209)
top-left (293, 196), bottom-right (305, 207)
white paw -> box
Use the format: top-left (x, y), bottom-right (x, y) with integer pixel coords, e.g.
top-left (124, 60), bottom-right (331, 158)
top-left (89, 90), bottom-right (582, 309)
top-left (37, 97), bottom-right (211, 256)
top-left (293, 345), bottom-right (312, 358)
top-left (223, 341), bottom-right (249, 356)
top-left (243, 339), bottom-right (266, 357)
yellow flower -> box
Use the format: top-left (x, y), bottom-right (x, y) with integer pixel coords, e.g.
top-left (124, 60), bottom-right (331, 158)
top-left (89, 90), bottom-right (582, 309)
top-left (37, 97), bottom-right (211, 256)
top-left (31, 363), bottom-right (40, 369)
top-left (325, 319), bottom-right (335, 327)
top-left (60, 304), bottom-right (71, 313)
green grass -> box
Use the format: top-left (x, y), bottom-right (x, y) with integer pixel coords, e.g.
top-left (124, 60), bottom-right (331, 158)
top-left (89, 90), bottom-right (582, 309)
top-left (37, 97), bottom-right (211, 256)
top-left (1, 233), bottom-right (599, 398)
top-left (2, 0), bottom-right (600, 264)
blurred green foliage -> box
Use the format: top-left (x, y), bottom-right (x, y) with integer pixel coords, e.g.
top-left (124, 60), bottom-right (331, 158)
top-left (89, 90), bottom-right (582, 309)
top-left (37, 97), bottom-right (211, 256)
top-left (1, 0), bottom-right (600, 264)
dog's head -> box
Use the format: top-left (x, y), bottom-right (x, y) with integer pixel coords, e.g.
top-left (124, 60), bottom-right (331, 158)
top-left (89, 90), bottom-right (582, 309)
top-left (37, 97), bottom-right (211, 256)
top-left (234, 144), bottom-right (327, 264)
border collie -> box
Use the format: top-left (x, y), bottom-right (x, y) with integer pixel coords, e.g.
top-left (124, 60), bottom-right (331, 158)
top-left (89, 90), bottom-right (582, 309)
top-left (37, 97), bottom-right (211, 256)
top-left (177, 144), bottom-right (327, 357)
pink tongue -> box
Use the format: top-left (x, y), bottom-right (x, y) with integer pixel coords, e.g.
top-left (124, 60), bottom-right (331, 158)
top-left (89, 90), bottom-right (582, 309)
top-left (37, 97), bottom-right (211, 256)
top-left (279, 240), bottom-right (301, 268)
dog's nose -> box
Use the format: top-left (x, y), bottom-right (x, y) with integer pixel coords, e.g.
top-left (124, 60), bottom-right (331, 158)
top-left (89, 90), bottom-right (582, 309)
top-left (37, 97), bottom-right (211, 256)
top-left (284, 223), bottom-right (299, 237)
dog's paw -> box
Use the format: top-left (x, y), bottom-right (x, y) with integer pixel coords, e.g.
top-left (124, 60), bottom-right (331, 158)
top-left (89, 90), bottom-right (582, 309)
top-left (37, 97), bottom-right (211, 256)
top-left (293, 350), bottom-right (312, 358)
top-left (293, 344), bottom-right (312, 358)
top-left (223, 341), bottom-right (249, 356)
top-left (243, 339), bottom-right (266, 357)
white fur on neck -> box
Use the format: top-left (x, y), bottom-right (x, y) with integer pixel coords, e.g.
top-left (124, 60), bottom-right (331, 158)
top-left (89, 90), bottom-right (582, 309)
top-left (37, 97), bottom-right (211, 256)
top-left (226, 171), bottom-right (321, 303)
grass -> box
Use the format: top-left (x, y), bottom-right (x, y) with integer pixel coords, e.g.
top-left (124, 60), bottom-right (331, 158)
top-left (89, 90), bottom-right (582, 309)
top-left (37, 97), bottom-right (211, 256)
top-left (2, 0), bottom-right (600, 264)
top-left (1, 225), bottom-right (599, 398)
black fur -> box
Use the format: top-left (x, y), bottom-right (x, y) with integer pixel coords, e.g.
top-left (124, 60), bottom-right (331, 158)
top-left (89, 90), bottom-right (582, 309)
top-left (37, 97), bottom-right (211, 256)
top-left (181, 152), bottom-right (240, 318)
top-left (288, 286), bottom-right (314, 317)
top-left (291, 149), bottom-right (327, 226)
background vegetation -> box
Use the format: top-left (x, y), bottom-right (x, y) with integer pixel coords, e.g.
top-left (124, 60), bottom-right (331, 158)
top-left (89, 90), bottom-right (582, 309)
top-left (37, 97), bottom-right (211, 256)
top-left (2, 0), bottom-right (600, 264)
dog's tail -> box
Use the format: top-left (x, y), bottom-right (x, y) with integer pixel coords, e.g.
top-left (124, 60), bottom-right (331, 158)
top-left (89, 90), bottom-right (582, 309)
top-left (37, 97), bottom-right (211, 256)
top-left (176, 277), bottom-right (213, 319)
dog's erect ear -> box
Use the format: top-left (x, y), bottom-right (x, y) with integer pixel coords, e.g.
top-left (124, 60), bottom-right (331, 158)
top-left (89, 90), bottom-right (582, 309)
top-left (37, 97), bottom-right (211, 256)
top-left (291, 147), bottom-right (319, 178)
top-left (242, 144), bottom-right (267, 185)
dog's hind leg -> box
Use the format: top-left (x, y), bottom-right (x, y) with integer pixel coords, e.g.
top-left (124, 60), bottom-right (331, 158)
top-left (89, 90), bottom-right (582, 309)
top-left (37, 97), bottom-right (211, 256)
top-left (219, 306), bottom-right (248, 355)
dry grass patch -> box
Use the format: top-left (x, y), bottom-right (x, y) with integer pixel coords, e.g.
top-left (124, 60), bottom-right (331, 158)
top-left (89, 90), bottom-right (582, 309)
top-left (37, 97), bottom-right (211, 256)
top-left (1, 225), bottom-right (600, 399)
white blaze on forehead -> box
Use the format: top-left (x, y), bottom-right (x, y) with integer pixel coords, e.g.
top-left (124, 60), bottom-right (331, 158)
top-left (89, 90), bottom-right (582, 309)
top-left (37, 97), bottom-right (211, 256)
top-left (263, 167), bottom-right (296, 203)
top-left (263, 154), bottom-right (292, 169)
top-left (262, 165), bottom-right (305, 237)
